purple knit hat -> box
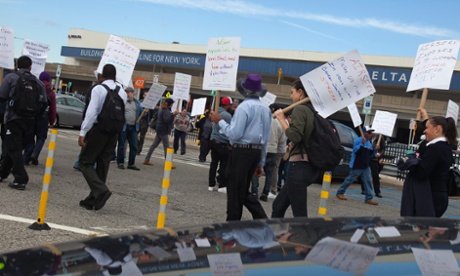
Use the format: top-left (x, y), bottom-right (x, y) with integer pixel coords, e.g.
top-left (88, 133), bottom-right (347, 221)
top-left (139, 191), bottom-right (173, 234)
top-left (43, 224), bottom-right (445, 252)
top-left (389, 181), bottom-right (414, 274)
top-left (39, 71), bottom-right (51, 82)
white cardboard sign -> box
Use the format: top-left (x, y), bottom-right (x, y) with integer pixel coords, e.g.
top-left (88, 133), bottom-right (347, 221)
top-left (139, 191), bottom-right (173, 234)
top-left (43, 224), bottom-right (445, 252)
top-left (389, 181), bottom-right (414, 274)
top-left (0, 26), bottom-right (15, 69)
top-left (173, 72), bottom-right (192, 100)
top-left (371, 110), bottom-right (398, 137)
top-left (347, 103), bottom-right (362, 128)
top-left (22, 40), bottom-right (49, 78)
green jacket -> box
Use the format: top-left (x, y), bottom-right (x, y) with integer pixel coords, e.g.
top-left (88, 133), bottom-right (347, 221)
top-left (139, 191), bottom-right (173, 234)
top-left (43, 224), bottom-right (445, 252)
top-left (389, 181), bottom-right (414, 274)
top-left (286, 104), bottom-right (314, 158)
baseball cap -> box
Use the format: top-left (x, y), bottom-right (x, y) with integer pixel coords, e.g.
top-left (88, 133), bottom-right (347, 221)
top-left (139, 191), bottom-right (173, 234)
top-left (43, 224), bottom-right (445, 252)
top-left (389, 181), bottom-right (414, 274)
top-left (221, 97), bottom-right (232, 105)
top-left (165, 98), bottom-right (174, 104)
top-left (363, 125), bottom-right (375, 133)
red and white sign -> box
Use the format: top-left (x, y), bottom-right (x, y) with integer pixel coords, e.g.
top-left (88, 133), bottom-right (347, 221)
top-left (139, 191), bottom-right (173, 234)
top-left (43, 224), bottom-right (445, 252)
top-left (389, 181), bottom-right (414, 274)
top-left (134, 77), bottom-right (145, 88)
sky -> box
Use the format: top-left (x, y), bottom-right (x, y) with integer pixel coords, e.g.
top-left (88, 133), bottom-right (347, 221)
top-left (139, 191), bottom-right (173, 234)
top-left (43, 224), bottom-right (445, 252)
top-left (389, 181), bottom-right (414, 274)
top-left (1, 0), bottom-right (460, 63)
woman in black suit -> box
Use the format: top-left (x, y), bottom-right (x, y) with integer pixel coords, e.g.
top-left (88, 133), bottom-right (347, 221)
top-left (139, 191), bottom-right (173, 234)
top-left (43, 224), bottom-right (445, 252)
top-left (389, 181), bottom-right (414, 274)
top-left (400, 108), bottom-right (457, 217)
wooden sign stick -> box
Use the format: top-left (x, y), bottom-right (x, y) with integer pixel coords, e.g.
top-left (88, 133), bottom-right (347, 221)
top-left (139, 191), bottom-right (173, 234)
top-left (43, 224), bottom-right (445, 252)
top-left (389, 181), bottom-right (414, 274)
top-left (272, 97), bottom-right (310, 118)
top-left (416, 88), bottom-right (429, 121)
top-left (214, 90), bottom-right (221, 112)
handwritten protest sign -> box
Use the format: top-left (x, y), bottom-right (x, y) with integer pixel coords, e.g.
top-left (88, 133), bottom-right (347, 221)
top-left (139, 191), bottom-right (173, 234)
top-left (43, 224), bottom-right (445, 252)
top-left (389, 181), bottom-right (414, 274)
top-left (0, 26), bottom-right (14, 69)
top-left (347, 103), bottom-right (362, 128)
top-left (22, 40), bottom-right (49, 78)
top-left (191, 97), bottom-right (207, 116)
top-left (411, 248), bottom-right (460, 276)
top-left (173, 72), bottom-right (192, 100)
top-left (97, 34), bottom-right (140, 87)
top-left (446, 100), bottom-right (459, 125)
top-left (207, 253), bottom-right (244, 276)
top-left (407, 40), bottom-right (460, 92)
top-left (306, 237), bottom-right (379, 275)
top-left (141, 83), bottom-right (167, 109)
top-left (260, 91), bottom-right (277, 106)
top-left (371, 110), bottom-right (398, 137)
top-left (203, 37), bottom-right (241, 91)
top-left (300, 49), bottom-right (376, 118)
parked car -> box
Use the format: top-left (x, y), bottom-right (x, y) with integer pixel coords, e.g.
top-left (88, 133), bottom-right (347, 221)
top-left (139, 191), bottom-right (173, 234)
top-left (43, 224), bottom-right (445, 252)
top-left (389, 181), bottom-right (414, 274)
top-left (330, 120), bottom-right (359, 179)
top-left (55, 94), bottom-right (85, 128)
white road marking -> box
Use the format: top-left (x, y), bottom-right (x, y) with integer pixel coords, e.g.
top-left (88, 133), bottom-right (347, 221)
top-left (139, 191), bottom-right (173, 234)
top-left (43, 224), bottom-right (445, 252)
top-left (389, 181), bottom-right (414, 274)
top-left (0, 214), bottom-right (106, 237)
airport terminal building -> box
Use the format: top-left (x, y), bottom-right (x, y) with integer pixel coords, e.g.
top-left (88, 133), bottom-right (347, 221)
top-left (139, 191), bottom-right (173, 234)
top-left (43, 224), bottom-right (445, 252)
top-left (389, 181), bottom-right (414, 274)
top-left (43, 29), bottom-right (460, 142)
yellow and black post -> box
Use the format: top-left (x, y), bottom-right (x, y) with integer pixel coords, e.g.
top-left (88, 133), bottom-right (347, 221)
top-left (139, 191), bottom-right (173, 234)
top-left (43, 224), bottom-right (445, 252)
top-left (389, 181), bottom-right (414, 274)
top-left (318, 171), bottom-right (332, 216)
top-left (29, 129), bottom-right (58, 230)
top-left (156, 147), bottom-right (174, 229)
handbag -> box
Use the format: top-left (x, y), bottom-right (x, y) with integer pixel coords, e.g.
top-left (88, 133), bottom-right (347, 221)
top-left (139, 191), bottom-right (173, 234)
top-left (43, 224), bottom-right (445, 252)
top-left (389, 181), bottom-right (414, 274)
top-left (447, 166), bottom-right (460, 196)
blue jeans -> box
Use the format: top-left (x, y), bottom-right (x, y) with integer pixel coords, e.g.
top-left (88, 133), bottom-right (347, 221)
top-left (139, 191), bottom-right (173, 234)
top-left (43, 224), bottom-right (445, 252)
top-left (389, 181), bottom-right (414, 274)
top-left (117, 125), bottom-right (138, 166)
top-left (336, 167), bottom-right (374, 202)
top-left (251, 153), bottom-right (277, 195)
top-left (173, 129), bottom-right (187, 154)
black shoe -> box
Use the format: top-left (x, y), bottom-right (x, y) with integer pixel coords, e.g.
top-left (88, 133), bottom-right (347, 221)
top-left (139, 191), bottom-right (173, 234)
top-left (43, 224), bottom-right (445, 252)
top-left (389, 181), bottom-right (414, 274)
top-left (181, 152), bottom-right (186, 155)
top-left (9, 182), bottom-right (26, 190)
top-left (79, 200), bottom-right (94, 210)
top-left (117, 164), bottom-right (125, 169)
top-left (94, 191), bottom-right (112, 211)
top-left (375, 193), bottom-right (383, 198)
top-left (30, 156), bottom-right (38, 165)
top-left (199, 159), bottom-right (205, 163)
top-left (259, 194), bottom-right (268, 202)
top-left (127, 165), bottom-right (140, 171)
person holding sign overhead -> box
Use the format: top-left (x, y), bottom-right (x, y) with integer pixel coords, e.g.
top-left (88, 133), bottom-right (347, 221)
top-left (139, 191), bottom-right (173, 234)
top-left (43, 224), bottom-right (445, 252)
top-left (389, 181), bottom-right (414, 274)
top-left (398, 108), bottom-right (457, 217)
top-left (271, 80), bottom-right (321, 218)
top-left (209, 74), bottom-right (271, 221)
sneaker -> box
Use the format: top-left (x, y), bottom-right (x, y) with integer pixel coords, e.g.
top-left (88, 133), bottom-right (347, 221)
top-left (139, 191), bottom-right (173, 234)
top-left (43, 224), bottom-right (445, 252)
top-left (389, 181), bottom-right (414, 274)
top-left (181, 152), bottom-right (186, 155)
top-left (94, 191), bottom-right (112, 211)
top-left (117, 164), bottom-right (125, 169)
top-left (336, 194), bottom-right (347, 200)
top-left (268, 192), bottom-right (277, 199)
top-left (198, 159), bottom-right (205, 163)
top-left (375, 193), bottom-right (383, 198)
top-left (259, 194), bottom-right (268, 202)
top-left (143, 161), bottom-right (154, 166)
top-left (217, 187), bottom-right (227, 193)
top-left (365, 199), bottom-right (379, 205)
top-left (208, 186), bottom-right (217, 192)
top-left (127, 165), bottom-right (140, 171)
top-left (9, 182), bottom-right (26, 190)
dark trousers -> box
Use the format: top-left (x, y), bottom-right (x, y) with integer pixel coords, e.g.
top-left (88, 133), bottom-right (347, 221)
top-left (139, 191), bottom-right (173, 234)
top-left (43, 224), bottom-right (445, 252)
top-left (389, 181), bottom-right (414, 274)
top-left (117, 125), bottom-right (138, 166)
top-left (209, 141), bottom-right (229, 187)
top-left (79, 126), bottom-right (117, 199)
top-left (199, 137), bottom-right (211, 162)
top-left (272, 161), bottom-right (320, 218)
top-left (251, 152), bottom-right (277, 195)
top-left (137, 120), bottom-right (148, 154)
top-left (0, 119), bottom-right (34, 183)
top-left (23, 113), bottom-right (49, 162)
top-left (173, 129), bottom-right (187, 154)
top-left (225, 147), bottom-right (267, 221)
top-left (370, 159), bottom-right (381, 195)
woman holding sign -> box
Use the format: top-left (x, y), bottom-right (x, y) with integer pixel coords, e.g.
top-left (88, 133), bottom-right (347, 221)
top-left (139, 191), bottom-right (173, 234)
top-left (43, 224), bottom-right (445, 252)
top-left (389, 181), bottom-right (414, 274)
top-left (272, 80), bottom-right (321, 218)
top-left (398, 108), bottom-right (457, 217)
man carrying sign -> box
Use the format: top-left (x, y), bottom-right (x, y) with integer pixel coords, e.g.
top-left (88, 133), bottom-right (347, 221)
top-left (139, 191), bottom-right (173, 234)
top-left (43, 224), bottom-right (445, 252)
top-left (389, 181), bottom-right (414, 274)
top-left (336, 126), bottom-right (379, 206)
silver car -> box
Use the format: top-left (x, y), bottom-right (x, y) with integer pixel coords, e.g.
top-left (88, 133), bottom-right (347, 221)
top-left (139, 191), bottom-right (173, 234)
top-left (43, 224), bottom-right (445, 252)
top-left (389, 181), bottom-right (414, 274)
top-left (55, 94), bottom-right (85, 128)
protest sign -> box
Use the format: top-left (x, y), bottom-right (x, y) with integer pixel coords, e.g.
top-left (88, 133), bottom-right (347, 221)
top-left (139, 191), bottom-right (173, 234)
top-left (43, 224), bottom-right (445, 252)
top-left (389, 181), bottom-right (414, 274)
top-left (300, 49), bottom-right (376, 118)
top-left (347, 103), bottom-right (362, 128)
top-left (97, 34), bottom-right (140, 87)
top-left (407, 40), bottom-right (460, 92)
top-left (173, 72), bottom-right (192, 101)
top-left (446, 99), bottom-right (459, 125)
top-left (371, 110), bottom-right (398, 137)
top-left (191, 97), bottom-right (207, 116)
top-left (260, 91), bottom-right (277, 106)
top-left (207, 253), bottom-right (244, 276)
top-left (412, 248), bottom-right (460, 276)
top-left (22, 40), bottom-right (49, 78)
top-left (203, 37), bottom-right (240, 91)
top-left (141, 83), bottom-right (167, 109)
top-left (0, 26), bottom-right (14, 69)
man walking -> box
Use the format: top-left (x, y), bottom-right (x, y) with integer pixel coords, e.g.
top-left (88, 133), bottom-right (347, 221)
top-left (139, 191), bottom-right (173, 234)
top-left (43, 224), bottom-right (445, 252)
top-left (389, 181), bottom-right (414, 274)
top-left (336, 126), bottom-right (379, 205)
top-left (210, 74), bottom-right (272, 221)
top-left (0, 55), bottom-right (47, 190)
top-left (78, 64), bottom-right (127, 211)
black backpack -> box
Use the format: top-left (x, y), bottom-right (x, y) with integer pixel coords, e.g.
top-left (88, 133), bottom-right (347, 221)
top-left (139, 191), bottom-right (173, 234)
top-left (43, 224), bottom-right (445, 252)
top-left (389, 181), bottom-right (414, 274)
top-left (96, 84), bottom-right (125, 134)
top-left (304, 104), bottom-right (345, 171)
top-left (10, 72), bottom-right (46, 118)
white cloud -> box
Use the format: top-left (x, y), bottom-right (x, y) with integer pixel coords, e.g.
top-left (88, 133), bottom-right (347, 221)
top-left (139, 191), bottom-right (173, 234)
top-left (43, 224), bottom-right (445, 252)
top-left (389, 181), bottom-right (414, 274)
top-left (137, 0), bottom-right (459, 38)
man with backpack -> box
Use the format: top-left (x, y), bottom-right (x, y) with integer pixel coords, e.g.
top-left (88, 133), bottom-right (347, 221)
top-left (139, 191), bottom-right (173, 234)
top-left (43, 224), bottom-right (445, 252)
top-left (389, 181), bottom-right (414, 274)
top-left (78, 64), bottom-right (127, 211)
top-left (0, 55), bottom-right (48, 190)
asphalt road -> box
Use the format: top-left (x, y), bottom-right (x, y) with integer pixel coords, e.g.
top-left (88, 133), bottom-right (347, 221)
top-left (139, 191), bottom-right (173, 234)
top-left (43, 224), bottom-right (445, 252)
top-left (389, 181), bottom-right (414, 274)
top-left (0, 128), bottom-right (458, 253)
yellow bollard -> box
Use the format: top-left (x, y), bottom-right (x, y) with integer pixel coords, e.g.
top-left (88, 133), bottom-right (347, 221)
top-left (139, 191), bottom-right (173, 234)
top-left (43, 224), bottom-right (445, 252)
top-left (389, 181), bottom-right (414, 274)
top-left (29, 129), bottom-right (58, 231)
top-left (156, 147), bottom-right (174, 229)
top-left (317, 171), bottom-right (332, 216)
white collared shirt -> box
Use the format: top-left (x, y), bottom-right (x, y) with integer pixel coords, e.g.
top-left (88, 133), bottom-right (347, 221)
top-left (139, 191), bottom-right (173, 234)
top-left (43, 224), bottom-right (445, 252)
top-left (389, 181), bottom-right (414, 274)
top-left (426, 136), bottom-right (447, 146)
